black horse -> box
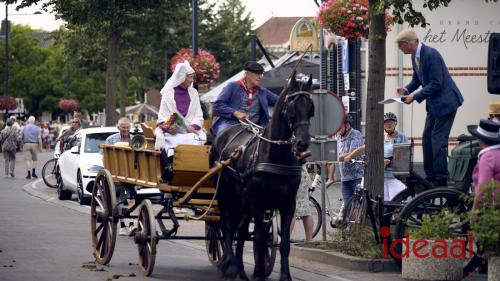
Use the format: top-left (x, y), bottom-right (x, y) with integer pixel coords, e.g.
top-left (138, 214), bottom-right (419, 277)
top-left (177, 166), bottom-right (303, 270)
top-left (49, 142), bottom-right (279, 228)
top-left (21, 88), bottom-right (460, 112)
top-left (210, 71), bottom-right (314, 281)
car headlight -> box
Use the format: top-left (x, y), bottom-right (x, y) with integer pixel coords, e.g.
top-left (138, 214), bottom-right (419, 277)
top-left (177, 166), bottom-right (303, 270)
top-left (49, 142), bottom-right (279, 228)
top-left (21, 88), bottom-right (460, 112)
top-left (87, 165), bottom-right (103, 173)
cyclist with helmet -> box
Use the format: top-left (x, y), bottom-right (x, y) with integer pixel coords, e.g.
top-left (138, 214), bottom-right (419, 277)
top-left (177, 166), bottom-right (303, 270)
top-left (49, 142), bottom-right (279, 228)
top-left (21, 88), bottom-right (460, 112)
top-left (344, 112), bottom-right (409, 200)
top-left (337, 114), bottom-right (364, 205)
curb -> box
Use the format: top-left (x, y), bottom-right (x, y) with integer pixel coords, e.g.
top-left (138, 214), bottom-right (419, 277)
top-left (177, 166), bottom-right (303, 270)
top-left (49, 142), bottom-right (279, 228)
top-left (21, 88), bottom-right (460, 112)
top-left (290, 244), bottom-right (400, 273)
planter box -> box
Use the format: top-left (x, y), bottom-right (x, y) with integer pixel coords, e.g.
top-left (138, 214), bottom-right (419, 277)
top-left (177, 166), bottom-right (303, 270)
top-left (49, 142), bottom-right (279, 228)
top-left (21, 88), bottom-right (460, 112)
top-left (402, 239), bottom-right (463, 281)
top-left (489, 256), bottom-right (500, 281)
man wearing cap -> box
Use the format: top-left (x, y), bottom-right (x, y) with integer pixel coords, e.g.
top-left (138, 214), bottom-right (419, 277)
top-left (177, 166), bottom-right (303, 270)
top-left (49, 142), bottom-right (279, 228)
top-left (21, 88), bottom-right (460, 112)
top-left (395, 28), bottom-right (464, 187)
top-left (211, 61), bottom-right (278, 136)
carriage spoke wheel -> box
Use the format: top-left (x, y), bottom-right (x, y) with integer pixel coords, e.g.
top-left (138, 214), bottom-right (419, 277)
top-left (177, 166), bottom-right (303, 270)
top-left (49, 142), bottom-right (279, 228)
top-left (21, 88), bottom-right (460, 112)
top-left (136, 199), bottom-right (156, 276)
top-left (90, 169), bottom-right (117, 265)
top-left (253, 213), bottom-right (278, 277)
top-left (393, 188), bottom-right (473, 268)
top-left (205, 222), bottom-right (225, 266)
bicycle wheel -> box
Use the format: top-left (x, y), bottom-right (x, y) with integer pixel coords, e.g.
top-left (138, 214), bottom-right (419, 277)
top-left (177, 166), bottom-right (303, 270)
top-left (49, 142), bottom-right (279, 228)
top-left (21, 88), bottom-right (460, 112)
top-left (392, 188), bottom-right (476, 271)
top-left (42, 158), bottom-right (58, 188)
top-left (309, 197), bottom-right (322, 239)
top-left (342, 193), bottom-right (367, 231)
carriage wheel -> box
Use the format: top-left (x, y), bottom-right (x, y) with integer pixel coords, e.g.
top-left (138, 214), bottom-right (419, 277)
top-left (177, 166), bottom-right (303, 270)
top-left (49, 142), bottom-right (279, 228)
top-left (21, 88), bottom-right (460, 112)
top-left (205, 222), bottom-right (225, 266)
top-left (253, 213), bottom-right (278, 277)
top-left (136, 199), bottom-right (157, 276)
top-left (392, 188), bottom-right (475, 269)
top-left (90, 169), bottom-right (117, 265)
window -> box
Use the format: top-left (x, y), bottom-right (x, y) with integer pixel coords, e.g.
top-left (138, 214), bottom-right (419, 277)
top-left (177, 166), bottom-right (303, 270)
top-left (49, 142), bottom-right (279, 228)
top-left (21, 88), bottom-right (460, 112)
top-left (84, 133), bottom-right (116, 153)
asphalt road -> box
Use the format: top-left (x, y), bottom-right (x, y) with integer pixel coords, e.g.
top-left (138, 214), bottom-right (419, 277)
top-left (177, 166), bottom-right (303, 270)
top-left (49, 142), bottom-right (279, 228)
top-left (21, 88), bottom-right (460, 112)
top-left (0, 151), bottom-right (487, 281)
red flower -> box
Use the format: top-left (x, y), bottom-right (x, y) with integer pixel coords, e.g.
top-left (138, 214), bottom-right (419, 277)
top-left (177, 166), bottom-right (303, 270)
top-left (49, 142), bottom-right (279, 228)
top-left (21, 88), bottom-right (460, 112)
top-left (170, 48), bottom-right (220, 84)
top-left (58, 99), bottom-right (79, 113)
top-left (0, 96), bottom-right (18, 111)
top-left (317, 0), bottom-right (393, 40)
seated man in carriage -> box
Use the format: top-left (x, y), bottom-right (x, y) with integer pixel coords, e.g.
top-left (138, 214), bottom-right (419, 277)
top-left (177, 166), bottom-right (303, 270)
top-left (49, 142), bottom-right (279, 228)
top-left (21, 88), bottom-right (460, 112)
top-left (211, 61), bottom-right (278, 136)
top-left (155, 61), bottom-right (206, 153)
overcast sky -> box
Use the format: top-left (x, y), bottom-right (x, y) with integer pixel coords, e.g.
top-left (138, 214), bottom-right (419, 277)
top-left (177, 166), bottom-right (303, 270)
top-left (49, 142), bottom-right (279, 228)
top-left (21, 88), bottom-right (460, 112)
top-left (0, 0), bottom-right (320, 31)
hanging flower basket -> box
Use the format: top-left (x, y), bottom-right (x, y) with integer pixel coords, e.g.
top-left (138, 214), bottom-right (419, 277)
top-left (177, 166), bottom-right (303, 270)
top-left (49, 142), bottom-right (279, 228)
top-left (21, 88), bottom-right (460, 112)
top-left (317, 0), bottom-right (393, 40)
top-left (0, 96), bottom-right (19, 111)
top-left (58, 99), bottom-right (79, 113)
top-left (170, 47), bottom-right (221, 85)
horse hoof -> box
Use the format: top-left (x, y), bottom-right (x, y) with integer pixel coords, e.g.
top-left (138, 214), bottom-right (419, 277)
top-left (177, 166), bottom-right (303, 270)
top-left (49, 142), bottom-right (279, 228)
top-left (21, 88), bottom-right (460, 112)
top-left (224, 263), bottom-right (240, 279)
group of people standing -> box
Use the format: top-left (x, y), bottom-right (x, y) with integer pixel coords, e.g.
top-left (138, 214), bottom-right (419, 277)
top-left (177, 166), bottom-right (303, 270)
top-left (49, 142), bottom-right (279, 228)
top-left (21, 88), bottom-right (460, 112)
top-left (1, 115), bottom-right (43, 179)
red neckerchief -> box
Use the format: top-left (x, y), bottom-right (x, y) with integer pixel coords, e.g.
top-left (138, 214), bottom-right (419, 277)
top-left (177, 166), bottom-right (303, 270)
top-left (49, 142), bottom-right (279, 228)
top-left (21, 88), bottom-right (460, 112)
top-left (238, 79), bottom-right (260, 106)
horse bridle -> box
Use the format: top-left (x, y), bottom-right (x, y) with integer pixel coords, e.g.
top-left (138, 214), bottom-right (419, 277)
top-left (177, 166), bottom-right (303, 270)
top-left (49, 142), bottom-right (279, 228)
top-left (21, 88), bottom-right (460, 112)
top-left (282, 91), bottom-right (313, 131)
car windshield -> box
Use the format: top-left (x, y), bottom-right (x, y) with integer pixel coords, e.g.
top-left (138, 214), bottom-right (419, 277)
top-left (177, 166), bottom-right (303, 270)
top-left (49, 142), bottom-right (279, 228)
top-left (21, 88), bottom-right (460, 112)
top-left (84, 133), bottom-right (116, 153)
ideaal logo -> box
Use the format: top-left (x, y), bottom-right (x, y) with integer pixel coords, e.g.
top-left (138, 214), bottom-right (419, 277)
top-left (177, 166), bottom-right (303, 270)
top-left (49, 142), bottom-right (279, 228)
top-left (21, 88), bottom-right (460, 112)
top-left (380, 226), bottom-right (474, 259)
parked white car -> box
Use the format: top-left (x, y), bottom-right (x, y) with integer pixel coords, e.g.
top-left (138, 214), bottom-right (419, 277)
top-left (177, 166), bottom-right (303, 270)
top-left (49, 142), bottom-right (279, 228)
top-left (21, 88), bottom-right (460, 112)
top-left (56, 127), bottom-right (119, 204)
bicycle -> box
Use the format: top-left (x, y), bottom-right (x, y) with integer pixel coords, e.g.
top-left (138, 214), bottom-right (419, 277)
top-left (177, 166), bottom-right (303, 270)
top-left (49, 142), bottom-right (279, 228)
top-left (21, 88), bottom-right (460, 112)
top-left (301, 162), bottom-right (346, 239)
top-left (42, 158), bottom-right (58, 188)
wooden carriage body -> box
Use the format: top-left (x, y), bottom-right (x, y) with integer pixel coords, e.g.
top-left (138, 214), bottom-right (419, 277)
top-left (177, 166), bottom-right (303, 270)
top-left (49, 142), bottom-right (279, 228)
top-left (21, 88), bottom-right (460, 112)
top-left (101, 144), bottom-right (218, 220)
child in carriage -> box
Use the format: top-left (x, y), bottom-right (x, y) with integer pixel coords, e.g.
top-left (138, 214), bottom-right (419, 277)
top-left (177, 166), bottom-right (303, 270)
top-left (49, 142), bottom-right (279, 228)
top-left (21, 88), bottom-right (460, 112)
top-left (155, 61), bottom-right (206, 154)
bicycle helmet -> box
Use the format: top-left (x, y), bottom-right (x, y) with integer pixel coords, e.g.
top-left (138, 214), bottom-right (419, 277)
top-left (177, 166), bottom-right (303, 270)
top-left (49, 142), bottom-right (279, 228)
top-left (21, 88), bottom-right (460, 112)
top-left (384, 112), bottom-right (398, 122)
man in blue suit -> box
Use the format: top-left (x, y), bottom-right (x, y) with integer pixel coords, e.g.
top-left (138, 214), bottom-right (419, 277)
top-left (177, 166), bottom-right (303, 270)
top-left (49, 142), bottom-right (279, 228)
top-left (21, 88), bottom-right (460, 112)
top-left (395, 28), bottom-right (464, 187)
top-left (211, 61), bottom-right (278, 136)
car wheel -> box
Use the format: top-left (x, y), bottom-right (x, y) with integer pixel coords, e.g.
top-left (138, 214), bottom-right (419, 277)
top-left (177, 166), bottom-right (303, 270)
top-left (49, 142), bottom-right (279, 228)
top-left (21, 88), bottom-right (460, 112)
top-left (77, 170), bottom-right (90, 205)
top-left (56, 165), bottom-right (72, 200)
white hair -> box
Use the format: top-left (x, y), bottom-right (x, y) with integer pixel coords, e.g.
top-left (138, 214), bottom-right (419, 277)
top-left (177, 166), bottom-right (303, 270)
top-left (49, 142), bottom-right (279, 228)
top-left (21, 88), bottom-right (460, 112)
top-left (27, 116), bottom-right (36, 124)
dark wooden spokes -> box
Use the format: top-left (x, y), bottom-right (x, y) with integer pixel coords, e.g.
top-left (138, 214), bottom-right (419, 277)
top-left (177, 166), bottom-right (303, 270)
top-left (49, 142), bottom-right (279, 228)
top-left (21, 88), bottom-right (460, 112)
top-left (90, 169), bottom-right (117, 265)
top-left (393, 188), bottom-right (475, 269)
top-left (136, 199), bottom-right (156, 276)
top-left (253, 213), bottom-right (278, 278)
top-left (205, 222), bottom-right (225, 266)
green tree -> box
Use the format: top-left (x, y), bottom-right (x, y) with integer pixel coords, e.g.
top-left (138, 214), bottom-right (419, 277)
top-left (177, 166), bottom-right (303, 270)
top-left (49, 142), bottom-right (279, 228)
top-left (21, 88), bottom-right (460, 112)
top-left (202, 0), bottom-right (254, 80)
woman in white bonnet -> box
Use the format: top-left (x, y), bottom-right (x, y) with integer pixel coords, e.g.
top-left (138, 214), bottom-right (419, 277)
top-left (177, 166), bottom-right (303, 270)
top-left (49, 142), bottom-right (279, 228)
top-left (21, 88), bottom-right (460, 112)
top-left (155, 60), bottom-right (205, 151)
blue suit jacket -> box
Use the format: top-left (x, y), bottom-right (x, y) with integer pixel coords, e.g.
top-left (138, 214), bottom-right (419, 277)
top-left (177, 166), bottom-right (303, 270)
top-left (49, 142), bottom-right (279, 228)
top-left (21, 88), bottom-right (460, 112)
top-left (211, 81), bottom-right (278, 135)
top-left (406, 44), bottom-right (464, 118)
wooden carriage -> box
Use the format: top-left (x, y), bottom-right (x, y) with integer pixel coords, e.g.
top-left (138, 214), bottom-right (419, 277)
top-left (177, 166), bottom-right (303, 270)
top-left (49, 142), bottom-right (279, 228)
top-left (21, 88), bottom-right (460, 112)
top-left (90, 125), bottom-right (277, 276)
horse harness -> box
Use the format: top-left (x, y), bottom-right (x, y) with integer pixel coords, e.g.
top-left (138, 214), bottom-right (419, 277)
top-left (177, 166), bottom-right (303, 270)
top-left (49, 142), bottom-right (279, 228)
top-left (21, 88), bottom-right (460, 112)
top-left (220, 91), bottom-right (312, 181)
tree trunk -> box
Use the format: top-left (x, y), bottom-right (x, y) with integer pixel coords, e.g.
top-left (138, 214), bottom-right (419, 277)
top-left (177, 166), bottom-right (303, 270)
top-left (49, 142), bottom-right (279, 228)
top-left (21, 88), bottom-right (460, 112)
top-left (118, 67), bottom-right (127, 117)
top-left (105, 28), bottom-right (119, 126)
top-left (365, 0), bottom-right (387, 197)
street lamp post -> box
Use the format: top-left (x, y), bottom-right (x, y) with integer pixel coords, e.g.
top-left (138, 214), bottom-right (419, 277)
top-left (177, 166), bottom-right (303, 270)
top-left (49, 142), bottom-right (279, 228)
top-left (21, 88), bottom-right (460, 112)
top-left (3, 2), bottom-right (8, 97)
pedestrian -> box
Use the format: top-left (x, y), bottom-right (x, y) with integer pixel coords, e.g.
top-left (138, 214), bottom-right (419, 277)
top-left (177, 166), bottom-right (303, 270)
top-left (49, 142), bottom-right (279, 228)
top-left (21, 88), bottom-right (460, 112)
top-left (10, 116), bottom-right (21, 132)
top-left (155, 60), bottom-right (206, 151)
top-left (337, 114), bottom-right (364, 205)
top-left (467, 119), bottom-right (500, 211)
top-left (21, 116), bottom-right (42, 179)
top-left (211, 61), bottom-right (278, 136)
top-left (290, 165), bottom-right (315, 243)
top-left (57, 118), bottom-right (81, 152)
top-left (0, 118), bottom-right (20, 178)
top-left (395, 28), bottom-right (464, 187)
top-left (73, 110), bottom-right (90, 129)
top-left (104, 117), bottom-right (136, 236)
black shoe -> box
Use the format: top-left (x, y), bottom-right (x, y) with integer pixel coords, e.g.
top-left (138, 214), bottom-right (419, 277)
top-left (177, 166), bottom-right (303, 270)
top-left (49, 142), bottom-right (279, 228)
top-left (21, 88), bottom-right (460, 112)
top-left (10, 173), bottom-right (14, 178)
top-left (32, 173), bottom-right (38, 178)
top-left (26, 174), bottom-right (31, 179)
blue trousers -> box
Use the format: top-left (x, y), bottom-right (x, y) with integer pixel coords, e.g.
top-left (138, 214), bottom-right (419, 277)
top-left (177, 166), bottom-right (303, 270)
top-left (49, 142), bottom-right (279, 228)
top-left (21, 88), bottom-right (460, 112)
top-left (422, 110), bottom-right (457, 183)
top-left (341, 178), bottom-right (362, 205)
